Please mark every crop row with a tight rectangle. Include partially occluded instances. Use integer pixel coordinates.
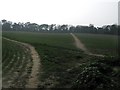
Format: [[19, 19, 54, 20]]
[[2, 38, 32, 88]]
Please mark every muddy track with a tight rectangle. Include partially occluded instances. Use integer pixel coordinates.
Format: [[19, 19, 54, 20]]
[[3, 37, 41, 88], [70, 33, 105, 57]]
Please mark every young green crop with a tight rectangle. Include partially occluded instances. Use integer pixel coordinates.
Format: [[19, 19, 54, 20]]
[[2, 38, 32, 88], [2, 31, 120, 89], [3, 31, 118, 56], [75, 33, 118, 56], [3, 31, 76, 49]]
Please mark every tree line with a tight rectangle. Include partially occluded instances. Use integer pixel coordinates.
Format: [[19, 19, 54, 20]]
[[1, 19, 120, 35]]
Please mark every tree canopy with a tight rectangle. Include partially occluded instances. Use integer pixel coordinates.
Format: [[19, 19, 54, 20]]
[[1, 20, 119, 35]]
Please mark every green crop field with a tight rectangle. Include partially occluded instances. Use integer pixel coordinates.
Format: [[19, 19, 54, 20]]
[[2, 38, 33, 88], [2, 31, 120, 89], [75, 33, 118, 56], [3, 31, 118, 56], [2, 31, 76, 49]]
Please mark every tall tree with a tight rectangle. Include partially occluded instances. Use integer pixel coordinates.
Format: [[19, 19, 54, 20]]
[[2, 20, 12, 31]]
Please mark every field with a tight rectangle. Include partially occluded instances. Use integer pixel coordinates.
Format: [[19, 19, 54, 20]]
[[3, 31, 118, 56], [2, 38, 32, 88], [2, 31, 76, 49], [2, 31, 120, 89], [75, 33, 118, 56]]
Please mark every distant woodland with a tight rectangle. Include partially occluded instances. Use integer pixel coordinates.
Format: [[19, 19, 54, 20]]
[[1, 19, 120, 35]]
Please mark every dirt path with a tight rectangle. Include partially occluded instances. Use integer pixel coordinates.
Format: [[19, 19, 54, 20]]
[[3, 37, 41, 88], [70, 33, 105, 57]]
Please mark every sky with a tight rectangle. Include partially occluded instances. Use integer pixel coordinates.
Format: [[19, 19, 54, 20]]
[[0, 0, 119, 27], [118, 1, 120, 25]]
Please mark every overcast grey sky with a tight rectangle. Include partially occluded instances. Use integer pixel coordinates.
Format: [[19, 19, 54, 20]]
[[0, 0, 119, 26]]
